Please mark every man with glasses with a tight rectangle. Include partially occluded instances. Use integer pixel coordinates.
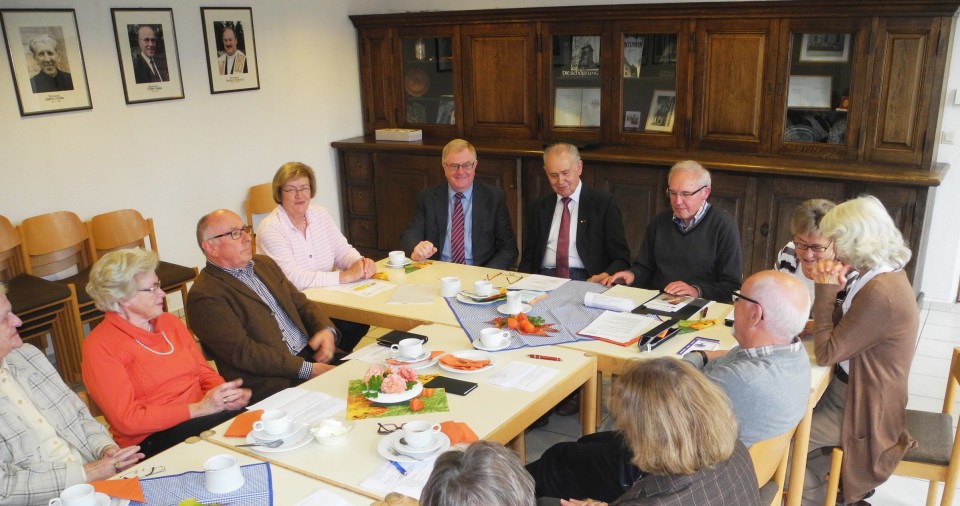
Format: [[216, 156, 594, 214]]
[[400, 138, 517, 269], [528, 270, 811, 502], [186, 209, 339, 403], [132, 25, 168, 83], [602, 160, 742, 301]]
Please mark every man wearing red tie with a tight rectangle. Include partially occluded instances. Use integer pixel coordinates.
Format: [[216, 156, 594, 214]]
[[400, 139, 517, 270]]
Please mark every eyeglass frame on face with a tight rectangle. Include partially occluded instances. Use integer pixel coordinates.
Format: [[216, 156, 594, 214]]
[[280, 185, 312, 195], [137, 282, 163, 294], [794, 240, 833, 254], [443, 160, 476, 172], [205, 225, 252, 241], [665, 185, 708, 199], [731, 290, 764, 320], [377, 422, 405, 435]]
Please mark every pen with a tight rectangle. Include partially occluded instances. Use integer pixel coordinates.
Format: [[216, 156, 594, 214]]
[[389, 460, 408, 476], [528, 354, 562, 361], [700, 306, 709, 319]]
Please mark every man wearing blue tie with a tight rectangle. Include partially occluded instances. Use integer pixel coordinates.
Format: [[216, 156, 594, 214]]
[[400, 139, 517, 270]]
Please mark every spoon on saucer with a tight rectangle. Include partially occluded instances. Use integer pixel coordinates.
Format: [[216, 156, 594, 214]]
[[236, 439, 284, 449]]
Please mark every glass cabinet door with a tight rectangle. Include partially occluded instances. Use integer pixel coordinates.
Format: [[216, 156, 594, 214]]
[[544, 23, 607, 143], [398, 35, 456, 130]]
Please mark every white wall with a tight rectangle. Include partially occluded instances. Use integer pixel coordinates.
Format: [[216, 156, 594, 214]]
[[3, 0, 959, 303]]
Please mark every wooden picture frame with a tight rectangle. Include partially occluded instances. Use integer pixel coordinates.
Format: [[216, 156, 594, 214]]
[[644, 89, 675, 132], [200, 7, 259, 94], [799, 33, 850, 63], [1, 9, 92, 116], [111, 8, 184, 104]]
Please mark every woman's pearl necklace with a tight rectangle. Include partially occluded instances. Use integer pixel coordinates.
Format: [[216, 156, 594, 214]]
[[132, 331, 175, 356]]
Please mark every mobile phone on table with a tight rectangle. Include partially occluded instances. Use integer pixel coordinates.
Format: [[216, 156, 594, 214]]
[[423, 376, 478, 396], [377, 330, 429, 347]]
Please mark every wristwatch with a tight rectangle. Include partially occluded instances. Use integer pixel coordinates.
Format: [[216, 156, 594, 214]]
[[323, 325, 341, 346]]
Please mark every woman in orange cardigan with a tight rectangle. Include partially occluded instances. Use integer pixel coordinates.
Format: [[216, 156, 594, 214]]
[[82, 248, 251, 457]]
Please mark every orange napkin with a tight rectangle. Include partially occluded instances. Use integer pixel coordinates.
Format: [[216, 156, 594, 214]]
[[440, 421, 478, 445], [224, 409, 263, 437], [92, 478, 145, 502], [386, 350, 444, 366], [439, 355, 490, 370]]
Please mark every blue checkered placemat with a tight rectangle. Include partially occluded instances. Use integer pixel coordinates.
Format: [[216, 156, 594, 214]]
[[130, 461, 272, 506], [445, 280, 609, 350]]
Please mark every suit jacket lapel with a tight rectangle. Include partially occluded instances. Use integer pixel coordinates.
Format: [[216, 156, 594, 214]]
[[434, 185, 449, 251], [470, 184, 488, 248], [575, 186, 592, 250], [204, 263, 269, 308]]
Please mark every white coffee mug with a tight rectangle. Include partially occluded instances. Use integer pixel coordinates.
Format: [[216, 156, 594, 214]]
[[253, 409, 291, 435], [391, 337, 423, 358], [473, 279, 493, 296], [204, 454, 245, 494], [388, 250, 406, 265], [402, 420, 443, 448], [440, 276, 461, 297], [505, 290, 523, 313], [48, 484, 96, 506], [479, 327, 510, 348]]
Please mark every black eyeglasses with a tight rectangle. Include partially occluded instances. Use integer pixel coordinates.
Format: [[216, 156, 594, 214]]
[[665, 185, 707, 199], [443, 161, 476, 172], [731, 290, 764, 320], [137, 282, 163, 293], [118, 465, 166, 479], [794, 240, 833, 254], [280, 185, 311, 194], [485, 272, 524, 284], [206, 225, 252, 241], [377, 423, 405, 435]]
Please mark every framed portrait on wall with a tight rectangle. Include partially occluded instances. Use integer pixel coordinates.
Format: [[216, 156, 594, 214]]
[[1, 9, 92, 116], [111, 8, 184, 104], [799, 34, 850, 63], [645, 89, 676, 132], [200, 7, 259, 94]]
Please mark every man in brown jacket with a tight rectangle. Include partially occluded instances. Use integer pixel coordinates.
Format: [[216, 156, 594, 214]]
[[186, 209, 338, 403]]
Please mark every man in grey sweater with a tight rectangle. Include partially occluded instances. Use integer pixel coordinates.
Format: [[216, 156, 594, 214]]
[[527, 270, 812, 501]]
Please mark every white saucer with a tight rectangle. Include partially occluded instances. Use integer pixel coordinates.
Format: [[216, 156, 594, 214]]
[[378, 432, 451, 463], [497, 303, 532, 315], [392, 350, 430, 363], [456, 293, 502, 305], [385, 258, 413, 268], [251, 422, 300, 442], [364, 381, 423, 404], [94, 493, 111, 506], [407, 354, 441, 370], [393, 432, 444, 455], [437, 350, 496, 374], [473, 339, 511, 352], [245, 423, 312, 453]]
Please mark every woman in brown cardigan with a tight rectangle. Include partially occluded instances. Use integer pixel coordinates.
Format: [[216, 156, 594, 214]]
[[802, 195, 918, 506]]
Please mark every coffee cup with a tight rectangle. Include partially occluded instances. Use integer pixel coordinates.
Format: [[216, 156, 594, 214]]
[[473, 280, 493, 296], [479, 327, 510, 348], [253, 409, 291, 436], [388, 250, 406, 265], [390, 337, 423, 359], [48, 484, 96, 506], [505, 290, 522, 313], [440, 276, 461, 297], [402, 420, 442, 448], [203, 454, 245, 494]]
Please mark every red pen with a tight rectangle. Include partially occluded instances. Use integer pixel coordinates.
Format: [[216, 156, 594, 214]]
[[528, 354, 562, 361]]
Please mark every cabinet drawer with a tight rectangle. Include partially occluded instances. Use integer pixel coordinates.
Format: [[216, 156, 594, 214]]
[[348, 186, 375, 215], [345, 153, 373, 183], [348, 219, 377, 248]]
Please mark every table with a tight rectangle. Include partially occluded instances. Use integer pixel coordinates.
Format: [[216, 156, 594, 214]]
[[203, 324, 597, 500], [120, 439, 372, 505]]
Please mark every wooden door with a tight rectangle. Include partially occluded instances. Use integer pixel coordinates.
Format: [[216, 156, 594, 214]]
[[863, 17, 945, 167], [692, 19, 779, 154], [358, 28, 396, 134], [461, 23, 538, 139]]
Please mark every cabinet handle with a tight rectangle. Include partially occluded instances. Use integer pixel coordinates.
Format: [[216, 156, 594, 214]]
[[358, 191, 363, 199], [760, 223, 770, 236]]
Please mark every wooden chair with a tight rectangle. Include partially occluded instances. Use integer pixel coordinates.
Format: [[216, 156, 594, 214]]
[[245, 182, 276, 253], [6, 213, 83, 384], [749, 427, 796, 506], [86, 209, 198, 312], [823, 347, 960, 506]]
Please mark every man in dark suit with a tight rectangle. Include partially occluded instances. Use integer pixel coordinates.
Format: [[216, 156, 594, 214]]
[[186, 209, 339, 403], [28, 34, 73, 93], [132, 25, 168, 84], [519, 142, 630, 282], [400, 139, 517, 269]]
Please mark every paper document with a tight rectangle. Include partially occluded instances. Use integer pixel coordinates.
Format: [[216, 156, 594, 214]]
[[578, 310, 662, 345], [508, 274, 570, 292], [293, 488, 354, 506], [325, 279, 394, 297], [343, 342, 393, 363], [360, 460, 434, 500], [584, 292, 635, 312], [643, 292, 694, 312], [677, 336, 721, 355], [486, 361, 559, 392], [249, 388, 346, 424], [387, 283, 437, 304]]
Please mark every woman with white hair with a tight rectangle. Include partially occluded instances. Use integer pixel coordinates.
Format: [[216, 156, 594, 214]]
[[420, 441, 536, 506], [82, 248, 251, 458], [802, 195, 918, 505]]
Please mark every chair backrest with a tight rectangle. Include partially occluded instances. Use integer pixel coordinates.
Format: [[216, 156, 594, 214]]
[[749, 427, 795, 488], [18, 211, 92, 279], [245, 182, 276, 252], [0, 215, 27, 282], [87, 209, 156, 259]]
